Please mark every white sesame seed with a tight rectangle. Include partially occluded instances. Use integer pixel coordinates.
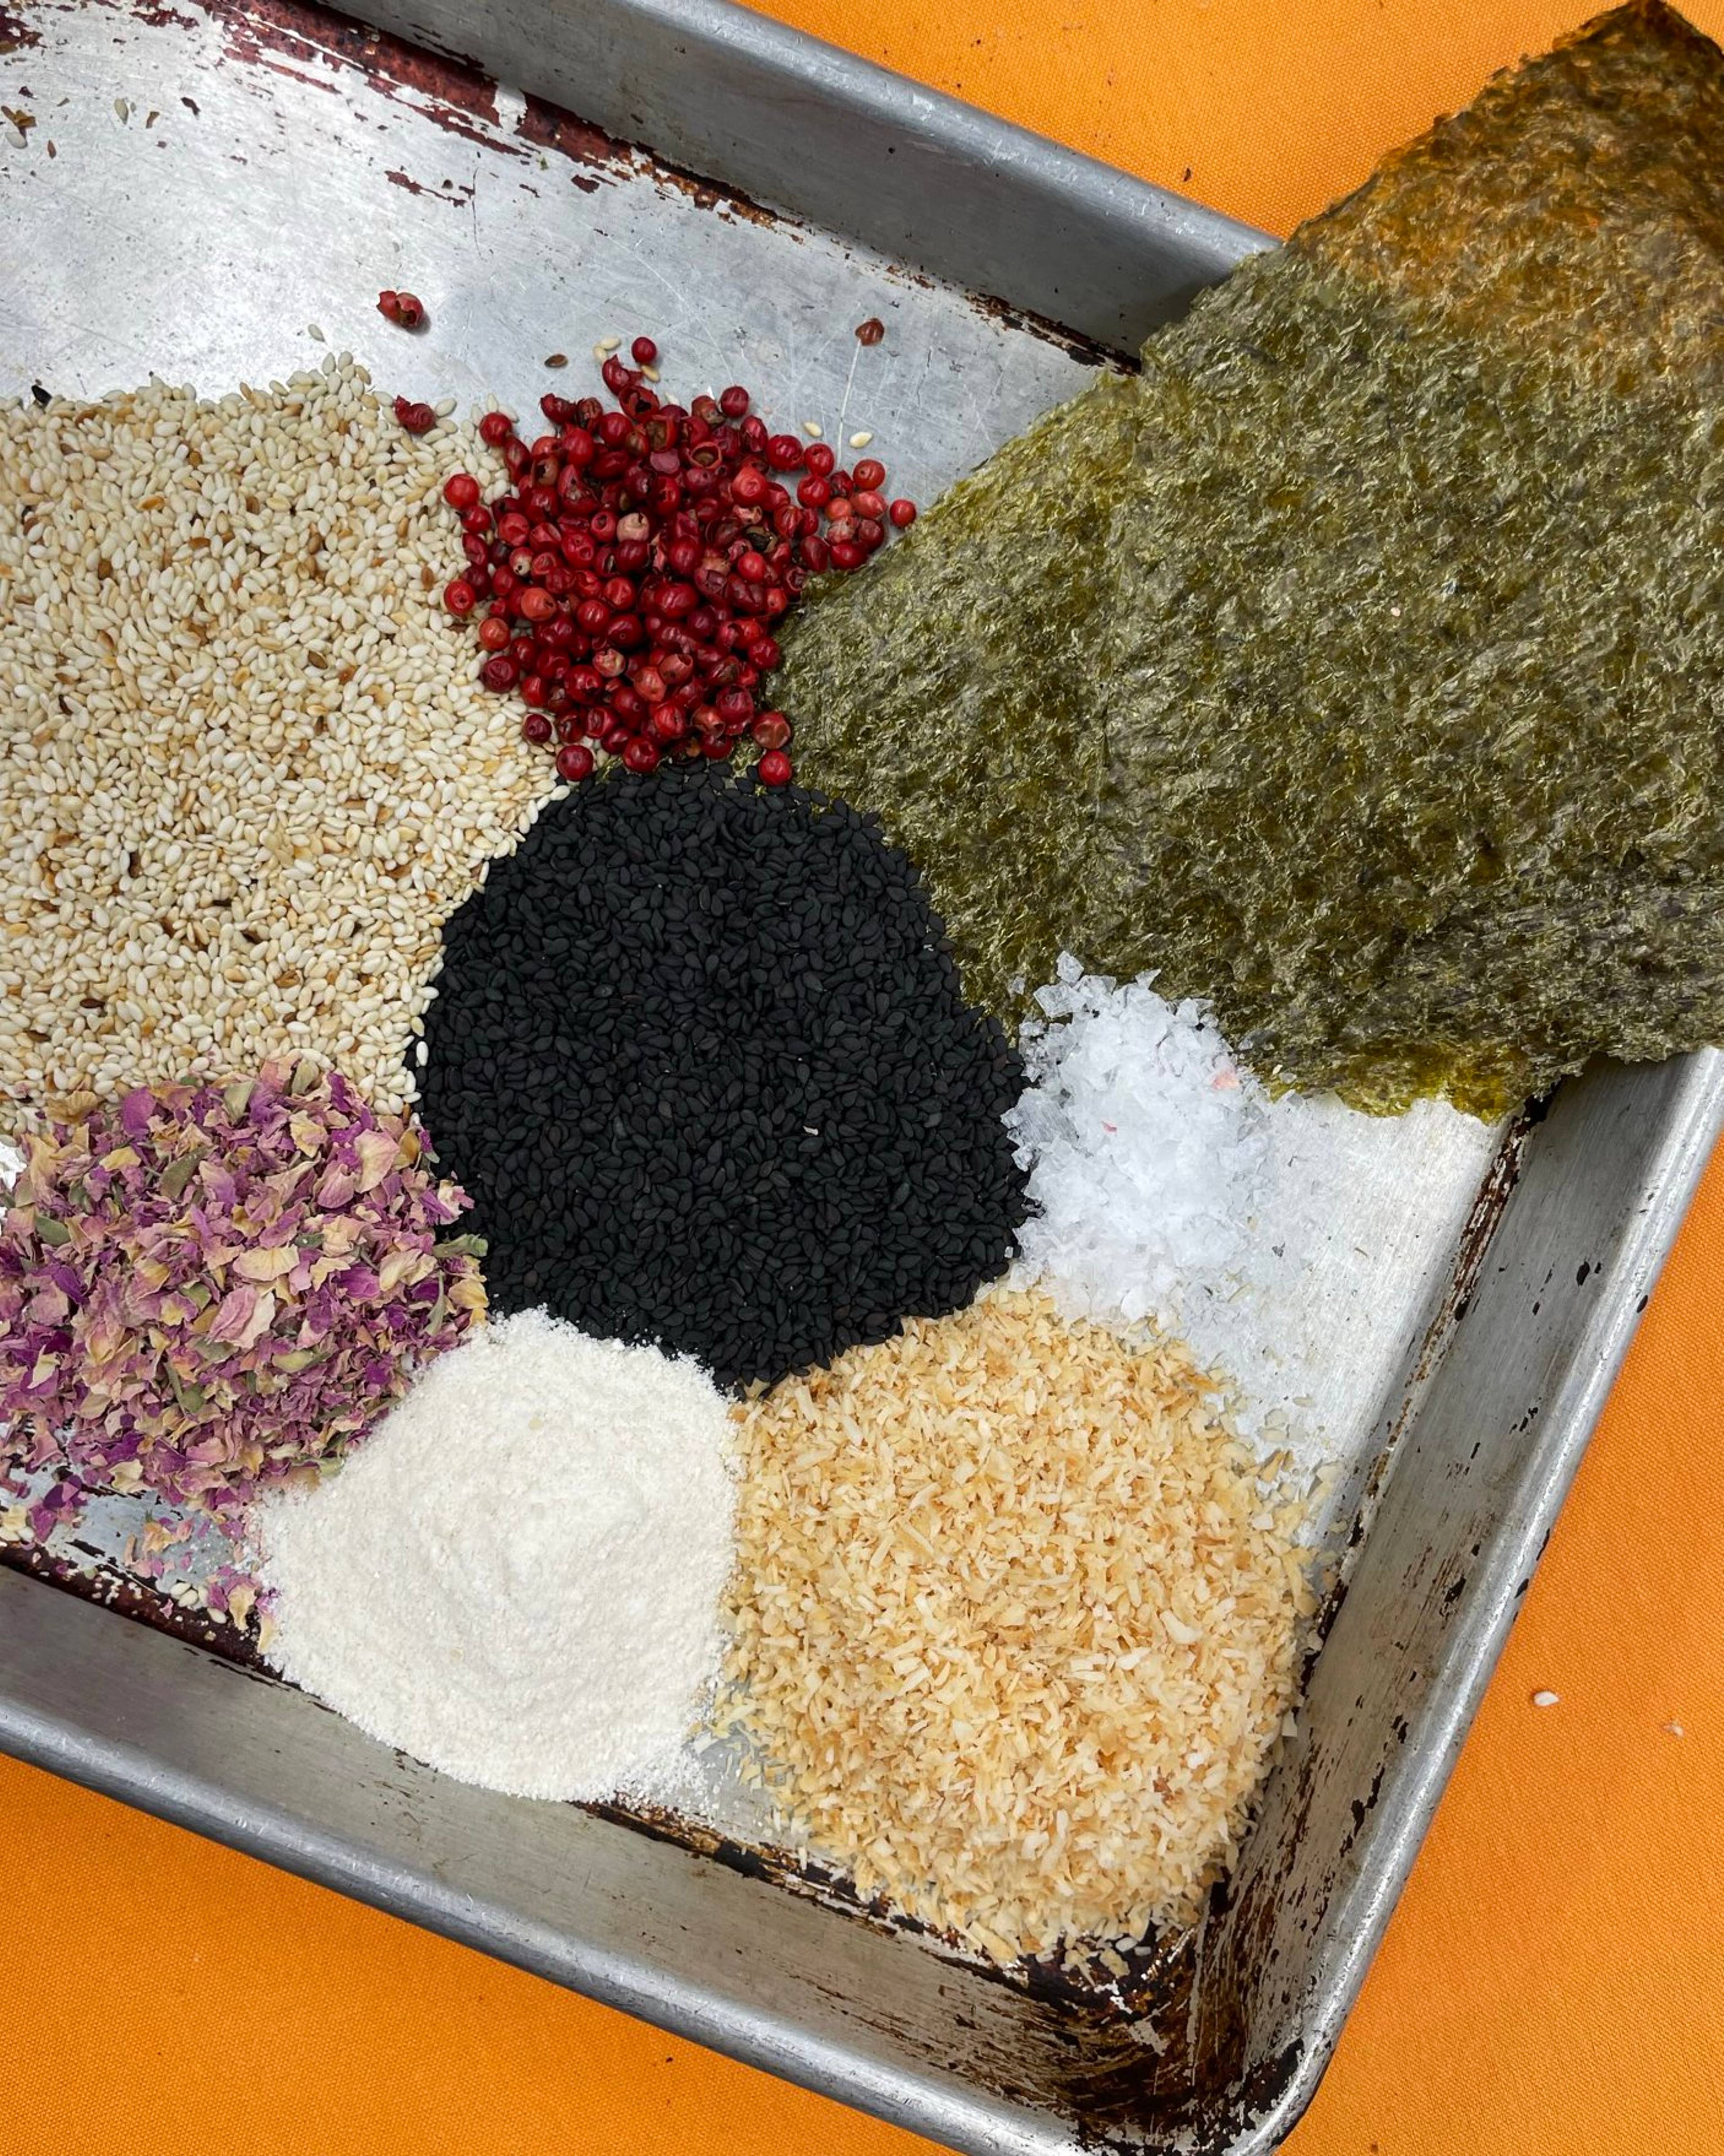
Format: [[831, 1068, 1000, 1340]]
[[594, 335, 621, 355], [0, 359, 555, 1122], [802, 420, 822, 438], [849, 431, 874, 449], [307, 325, 325, 342], [1531, 1690, 1560, 1708]]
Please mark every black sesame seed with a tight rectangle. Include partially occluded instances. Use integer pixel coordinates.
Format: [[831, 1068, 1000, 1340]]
[[417, 765, 1028, 1389]]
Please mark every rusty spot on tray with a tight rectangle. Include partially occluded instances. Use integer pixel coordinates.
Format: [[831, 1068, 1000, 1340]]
[[90, 0, 1113, 369], [129, 0, 201, 29], [204, 0, 515, 154], [0, 1534, 265, 1669], [515, 90, 622, 190]]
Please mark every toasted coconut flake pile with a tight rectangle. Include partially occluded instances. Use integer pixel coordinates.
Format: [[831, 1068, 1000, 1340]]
[[724, 1289, 1314, 1962]]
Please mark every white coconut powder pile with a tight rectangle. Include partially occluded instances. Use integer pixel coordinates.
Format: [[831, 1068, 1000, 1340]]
[[252, 1308, 736, 1803]]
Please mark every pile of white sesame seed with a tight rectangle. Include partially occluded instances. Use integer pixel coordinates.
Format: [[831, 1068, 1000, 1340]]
[[0, 357, 554, 1122]]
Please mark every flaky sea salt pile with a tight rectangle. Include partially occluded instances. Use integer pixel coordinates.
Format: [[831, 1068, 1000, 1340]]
[[1006, 959, 1324, 1464], [1007, 958, 1265, 1332], [1007, 958, 1494, 1479]]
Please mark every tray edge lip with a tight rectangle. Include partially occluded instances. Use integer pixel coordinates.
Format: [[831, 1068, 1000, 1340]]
[[612, 0, 1275, 254], [1224, 1044, 1724, 2156]]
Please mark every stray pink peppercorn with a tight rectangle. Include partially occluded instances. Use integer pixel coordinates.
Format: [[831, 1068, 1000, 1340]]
[[393, 396, 436, 436], [556, 742, 596, 780], [631, 335, 659, 365], [444, 579, 477, 616], [888, 497, 918, 528], [757, 748, 793, 787]]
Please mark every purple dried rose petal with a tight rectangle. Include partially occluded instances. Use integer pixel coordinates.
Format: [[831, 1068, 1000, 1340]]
[[0, 1060, 486, 1522]]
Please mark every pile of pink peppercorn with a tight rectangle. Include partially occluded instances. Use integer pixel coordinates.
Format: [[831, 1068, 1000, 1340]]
[[428, 338, 916, 787]]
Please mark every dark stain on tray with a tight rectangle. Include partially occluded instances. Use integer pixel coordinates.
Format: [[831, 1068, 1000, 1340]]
[[0, 6, 40, 51], [587, 1793, 1307, 2147], [206, 0, 507, 150], [515, 91, 623, 192], [0, 1531, 263, 1669], [158, 0, 1118, 365], [128, 0, 201, 30]]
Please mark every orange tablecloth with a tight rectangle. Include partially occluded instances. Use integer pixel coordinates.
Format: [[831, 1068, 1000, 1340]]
[[9, 5, 1724, 2152]]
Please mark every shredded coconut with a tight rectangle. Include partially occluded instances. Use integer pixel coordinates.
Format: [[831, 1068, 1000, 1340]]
[[253, 1309, 735, 1802], [723, 1289, 1313, 1962]]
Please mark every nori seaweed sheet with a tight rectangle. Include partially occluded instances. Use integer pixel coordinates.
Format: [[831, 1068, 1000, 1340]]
[[779, 1, 1724, 1117]]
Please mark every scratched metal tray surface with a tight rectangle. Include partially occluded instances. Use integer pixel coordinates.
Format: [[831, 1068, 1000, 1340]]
[[1, 2, 1720, 2150]]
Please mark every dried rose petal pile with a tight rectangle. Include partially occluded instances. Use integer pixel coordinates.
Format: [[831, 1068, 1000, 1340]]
[[0, 1060, 487, 1529]]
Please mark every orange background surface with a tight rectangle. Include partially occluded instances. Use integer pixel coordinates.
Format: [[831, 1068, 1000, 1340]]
[[9, 4, 1724, 2152]]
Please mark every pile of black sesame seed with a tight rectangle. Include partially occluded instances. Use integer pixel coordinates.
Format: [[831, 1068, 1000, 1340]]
[[416, 765, 1029, 1389]]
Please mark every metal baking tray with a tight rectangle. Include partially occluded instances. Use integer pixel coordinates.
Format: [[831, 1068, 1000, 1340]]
[[2, 2, 1720, 2149]]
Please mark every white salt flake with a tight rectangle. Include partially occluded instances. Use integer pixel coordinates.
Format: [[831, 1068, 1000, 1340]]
[[1007, 952, 1266, 1351], [1005, 955, 1491, 1484], [253, 1310, 736, 1803]]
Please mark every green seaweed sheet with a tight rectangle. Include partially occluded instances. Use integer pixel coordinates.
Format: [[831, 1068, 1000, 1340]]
[[780, 2, 1724, 1117]]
